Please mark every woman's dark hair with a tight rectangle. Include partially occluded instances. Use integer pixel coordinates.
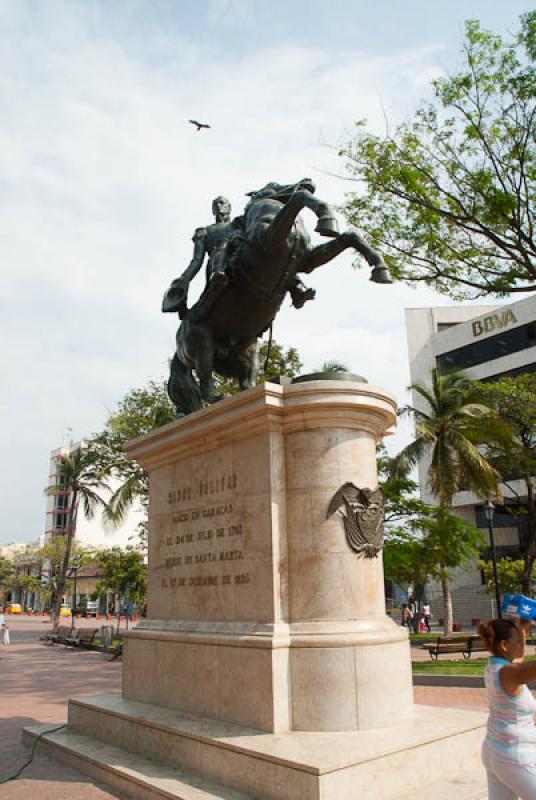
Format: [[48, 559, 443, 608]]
[[478, 618, 519, 655]]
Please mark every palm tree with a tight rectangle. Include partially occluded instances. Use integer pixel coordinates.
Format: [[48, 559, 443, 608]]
[[394, 368, 501, 633], [315, 360, 350, 373], [45, 447, 110, 625]]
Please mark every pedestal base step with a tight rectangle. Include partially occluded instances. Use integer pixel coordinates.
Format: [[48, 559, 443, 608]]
[[398, 774, 486, 800], [23, 725, 253, 800], [23, 695, 488, 800]]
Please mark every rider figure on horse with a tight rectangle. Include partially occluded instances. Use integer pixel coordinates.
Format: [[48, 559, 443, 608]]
[[162, 195, 315, 322]]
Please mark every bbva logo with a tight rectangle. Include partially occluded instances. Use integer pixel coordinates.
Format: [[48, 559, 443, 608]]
[[472, 309, 518, 337]]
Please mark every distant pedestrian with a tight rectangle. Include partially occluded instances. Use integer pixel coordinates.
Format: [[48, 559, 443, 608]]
[[408, 599, 418, 633], [423, 603, 432, 632], [0, 607, 9, 645]]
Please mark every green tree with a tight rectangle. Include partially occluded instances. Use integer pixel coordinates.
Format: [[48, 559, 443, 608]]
[[88, 341, 303, 548], [381, 448, 485, 626], [104, 380, 176, 441], [478, 557, 528, 596], [393, 368, 501, 632], [379, 447, 438, 608], [474, 373, 536, 591], [37, 537, 95, 610], [44, 448, 110, 624], [340, 14, 536, 298], [88, 380, 176, 549], [95, 547, 147, 612], [215, 339, 302, 395], [383, 533, 431, 603], [0, 557, 14, 605], [384, 508, 484, 624], [314, 360, 350, 373], [419, 506, 485, 622], [13, 574, 41, 611]]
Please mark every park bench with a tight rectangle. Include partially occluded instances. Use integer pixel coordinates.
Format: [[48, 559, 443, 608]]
[[74, 628, 99, 649], [41, 625, 71, 645], [58, 628, 81, 646], [424, 634, 487, 660]]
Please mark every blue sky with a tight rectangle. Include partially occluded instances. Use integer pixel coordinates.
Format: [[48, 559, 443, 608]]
[[0, 1, 532, 545]]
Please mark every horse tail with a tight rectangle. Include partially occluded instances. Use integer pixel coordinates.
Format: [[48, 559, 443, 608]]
[[168, 352, 203, 417]]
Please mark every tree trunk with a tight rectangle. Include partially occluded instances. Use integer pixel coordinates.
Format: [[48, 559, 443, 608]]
[[51, 489, 78, 627], [522, 477, 536, 594], [441, 567, 453, 635]]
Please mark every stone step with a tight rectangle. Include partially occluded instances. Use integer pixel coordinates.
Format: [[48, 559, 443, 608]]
[[24, 694, 488, 800], [397, 771, 486, 800], [23, 724, 253, 800]]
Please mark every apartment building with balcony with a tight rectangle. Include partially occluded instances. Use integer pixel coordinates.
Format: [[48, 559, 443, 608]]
[[44, 441, 143, 550]]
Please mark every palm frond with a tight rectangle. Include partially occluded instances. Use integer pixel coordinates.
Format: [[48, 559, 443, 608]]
[[391, 438, 429, 478]]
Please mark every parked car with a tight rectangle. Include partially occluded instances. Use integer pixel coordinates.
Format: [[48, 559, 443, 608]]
[[79, 600, 98, 617], [6, 603, 22, 614], [59, 604, 72, 617]]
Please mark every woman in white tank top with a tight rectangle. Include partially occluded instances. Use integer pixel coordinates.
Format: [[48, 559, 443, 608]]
[[479, 618, 536, 799]]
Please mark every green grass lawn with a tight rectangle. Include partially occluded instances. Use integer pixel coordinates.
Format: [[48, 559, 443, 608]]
[[413, 655, 536, 675], [409, 633, 443, 643], [412, 658, 488, 675]]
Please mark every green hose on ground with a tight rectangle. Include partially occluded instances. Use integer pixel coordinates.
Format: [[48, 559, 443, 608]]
[[0, 724, 67, 784]]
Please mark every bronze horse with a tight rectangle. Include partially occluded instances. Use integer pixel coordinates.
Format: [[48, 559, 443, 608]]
[[167, 179, 391, 416]]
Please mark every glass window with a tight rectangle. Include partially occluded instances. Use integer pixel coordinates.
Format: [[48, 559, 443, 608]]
[[437, 321, 536, 372], [483, 363, 536, 381], [54, 513, 67, 529], [475, 505, 522, 529], [437, 322, 460, 332]]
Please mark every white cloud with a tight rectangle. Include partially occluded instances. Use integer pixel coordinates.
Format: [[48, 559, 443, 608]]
[[0, 2, 453, 543]]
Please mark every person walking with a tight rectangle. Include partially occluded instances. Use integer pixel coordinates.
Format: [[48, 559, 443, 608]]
[[0, 607, 9, 645], [423, 603, 432, 632], [478, 617, 536, 798]]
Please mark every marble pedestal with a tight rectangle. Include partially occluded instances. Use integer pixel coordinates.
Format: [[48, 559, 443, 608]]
[[24, 380, 487, 798], [123, 378, 413, 733]]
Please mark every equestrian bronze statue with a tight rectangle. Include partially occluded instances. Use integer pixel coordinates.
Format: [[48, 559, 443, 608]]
[[162, 178, 392, 416]]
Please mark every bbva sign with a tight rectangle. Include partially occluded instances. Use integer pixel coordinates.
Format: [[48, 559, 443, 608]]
[[472, 309, 518, 337]]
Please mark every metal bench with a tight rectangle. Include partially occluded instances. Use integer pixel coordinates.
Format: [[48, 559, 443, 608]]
[[59, 628, 81, 646], [41, 625, 71, 645], [424, 634, 487, 660], [74, 628, 99, 649]]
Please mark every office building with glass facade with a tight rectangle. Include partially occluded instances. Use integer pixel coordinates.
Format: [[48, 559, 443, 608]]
[[405, 294, 536, 622]]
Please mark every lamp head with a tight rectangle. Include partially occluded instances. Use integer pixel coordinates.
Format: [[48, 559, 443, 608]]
[[485, 499, 495, 523]]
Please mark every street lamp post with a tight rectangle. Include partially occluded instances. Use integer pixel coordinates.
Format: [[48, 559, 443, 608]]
[[485, 499, 502, 619], [71, 555, 81, 628]]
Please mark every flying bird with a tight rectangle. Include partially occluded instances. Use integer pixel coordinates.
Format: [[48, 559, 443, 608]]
[[188, 119, 211, 131]]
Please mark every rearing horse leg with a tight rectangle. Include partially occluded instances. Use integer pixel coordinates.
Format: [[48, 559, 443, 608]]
[[192, 325, 219, 404], [168, 353, 203, 416], [235, 342, 259, 391], [264, 190, 339, 250], [298, 230, 387, 274]]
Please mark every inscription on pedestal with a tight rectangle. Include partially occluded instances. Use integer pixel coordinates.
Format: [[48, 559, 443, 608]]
[[157, 473, 251, 590]]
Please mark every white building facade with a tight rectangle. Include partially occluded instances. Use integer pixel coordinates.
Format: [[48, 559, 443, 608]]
[[44, 442, 144, 551], [405, 295, 536, 622]]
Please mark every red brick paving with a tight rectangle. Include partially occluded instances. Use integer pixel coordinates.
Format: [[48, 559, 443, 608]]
[[414, 686, 487, 709], [0, 616, 490, 799], [0, 616, 122, 799]]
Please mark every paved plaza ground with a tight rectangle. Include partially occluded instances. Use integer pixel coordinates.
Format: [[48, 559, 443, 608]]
[[0, 616, 489, 799]]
